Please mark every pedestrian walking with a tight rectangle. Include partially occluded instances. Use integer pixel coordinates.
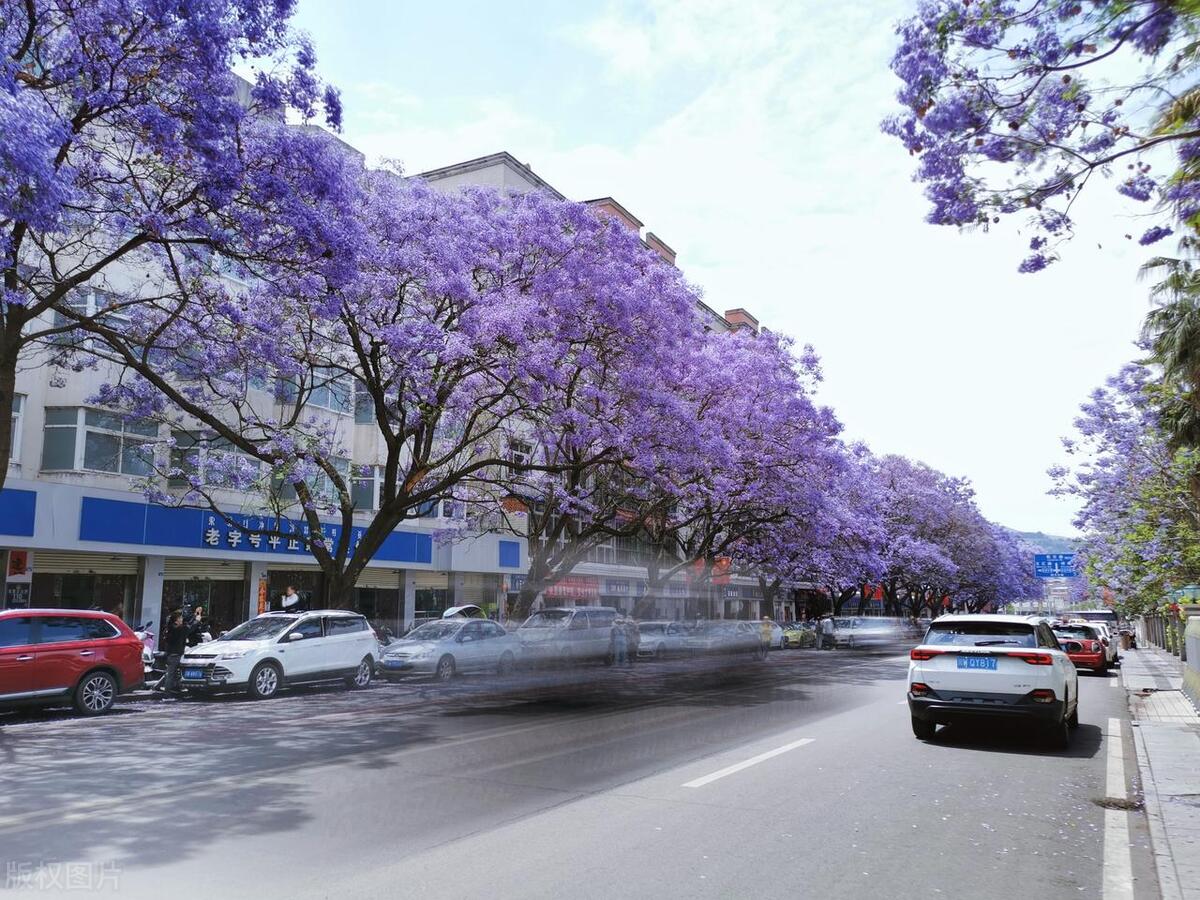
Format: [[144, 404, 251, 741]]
[[760, 616, 774, 654], [821, 614, 835, 650], [154, 611, 189, 694], [611, 617, 629, 668]]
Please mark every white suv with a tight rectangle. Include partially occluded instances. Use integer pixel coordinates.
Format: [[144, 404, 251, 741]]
[[908, 614, 1080, 748], [179, 610, 380, 700]]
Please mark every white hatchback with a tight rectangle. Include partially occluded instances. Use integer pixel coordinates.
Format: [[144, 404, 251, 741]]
[[179, 610, 380, 699], [907, 614, 1080, 748]]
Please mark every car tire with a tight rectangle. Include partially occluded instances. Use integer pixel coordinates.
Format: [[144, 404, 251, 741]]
[[1047, 715, 1071, 750], [248, 662, 282, 700], [655, 643, 666, 659], [497, 652, 515, 675], [911, 716, 936, 741], [848, 636, 855, 649], [1067, 701, 1080, 729], [345, 656, 373, 690], [434, 655, 456, 682], [74, 670, 117, 716]]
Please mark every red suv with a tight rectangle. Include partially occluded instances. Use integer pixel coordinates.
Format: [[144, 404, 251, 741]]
[[0, 609, 144, 715]]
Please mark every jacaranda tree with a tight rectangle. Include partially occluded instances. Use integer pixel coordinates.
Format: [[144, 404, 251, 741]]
[[0, 0, 342, 492]]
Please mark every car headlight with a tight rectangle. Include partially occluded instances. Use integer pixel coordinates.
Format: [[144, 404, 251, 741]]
[[218, 650, 250, 660]]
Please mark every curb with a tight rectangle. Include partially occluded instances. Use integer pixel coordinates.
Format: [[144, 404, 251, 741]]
[[1130, 721, 1185, 900]]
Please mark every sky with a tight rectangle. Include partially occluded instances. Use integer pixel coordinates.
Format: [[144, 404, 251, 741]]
[[291, 0, 1155, 537]]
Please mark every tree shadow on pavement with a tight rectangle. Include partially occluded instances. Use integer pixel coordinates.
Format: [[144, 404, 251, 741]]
[[930, 720, 1103, 759]]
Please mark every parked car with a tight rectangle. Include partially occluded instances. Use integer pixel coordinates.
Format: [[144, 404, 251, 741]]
[[831, 617, 856, 647], [907, 614, 1080, 748], [178, 610, 380, 699], [684, 620, 766, 658], [636, 621, 688, 658], [1052, 623, 1108, 672], [781, 623, 812, 649], [380, 618, 516, 681], [0, 609, 144, 716], [1088, 622, 1120, 666], [515, 607, 618, 667], [845, 617, 907, 649]]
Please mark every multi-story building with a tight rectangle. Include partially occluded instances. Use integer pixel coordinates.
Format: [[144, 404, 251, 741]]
[[0, 148, 777, 635]]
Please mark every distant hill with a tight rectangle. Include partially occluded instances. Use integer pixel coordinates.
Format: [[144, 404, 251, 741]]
[[1007, 530, 1080, 555]]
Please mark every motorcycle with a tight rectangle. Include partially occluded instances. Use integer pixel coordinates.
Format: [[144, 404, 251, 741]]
[[133, 620, 159, 680]]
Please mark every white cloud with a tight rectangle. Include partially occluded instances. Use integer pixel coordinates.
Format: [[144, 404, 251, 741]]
[[332, 0, 1156, 534]]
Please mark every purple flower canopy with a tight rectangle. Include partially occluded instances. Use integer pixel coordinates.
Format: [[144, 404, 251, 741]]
[[883, 0, 1194, 270]]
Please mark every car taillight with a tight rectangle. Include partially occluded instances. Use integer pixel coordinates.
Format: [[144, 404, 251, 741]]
[[910, 648, 945, 661], [910, 682, 931, 696], [1006, 651, 1053, 665], [1030, 689, 1056, 703]]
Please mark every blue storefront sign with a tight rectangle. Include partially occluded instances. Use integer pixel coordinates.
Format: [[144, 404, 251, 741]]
[[79, 497, 431, 564], [1034, 553, 1077, 578]]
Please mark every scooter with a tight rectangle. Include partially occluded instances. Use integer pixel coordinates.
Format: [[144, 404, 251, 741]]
[[133, 620, 157, 678]]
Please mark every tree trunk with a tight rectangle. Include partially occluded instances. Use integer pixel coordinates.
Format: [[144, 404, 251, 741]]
[[0, 349, 16, 494]]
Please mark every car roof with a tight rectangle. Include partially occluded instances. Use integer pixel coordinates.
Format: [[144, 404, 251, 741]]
[[930, 614, 1043, 625], [258, 609, 361, 618], [0, 608, 118, 619]]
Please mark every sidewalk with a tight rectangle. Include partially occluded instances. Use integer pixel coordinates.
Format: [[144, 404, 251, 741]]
[[1121, 646, 1200, 900]]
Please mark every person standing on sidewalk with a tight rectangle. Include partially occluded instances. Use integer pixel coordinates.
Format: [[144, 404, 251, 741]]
[[155, 611, 189, 694], [821, 615, 835, 650]]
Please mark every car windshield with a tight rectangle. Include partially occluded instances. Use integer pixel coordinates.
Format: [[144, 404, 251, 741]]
[[218, 617, 296, 641], [522, 611, 571, 628], [1054, 626, 1097, 640], [925, 622, 1036, 647], [405, 622, 462, 641], [834, 618, 852, 629]]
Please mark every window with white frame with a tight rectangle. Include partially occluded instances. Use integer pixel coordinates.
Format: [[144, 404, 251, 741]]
[[169, 431, 260, 489], [280, 456, 351, 503], [9, 394, 24, 462], [352, 465, 379, 510], [277, 368, 353, 415], [51, 287, 131, 343], [42, 408, 157, 475]]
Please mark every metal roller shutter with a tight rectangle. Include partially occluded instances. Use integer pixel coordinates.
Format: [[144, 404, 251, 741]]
[[355, 568, 401, 590], [411, 571, 448, 590], [163, 558, 247, 581], [35, 550, 139, 575]]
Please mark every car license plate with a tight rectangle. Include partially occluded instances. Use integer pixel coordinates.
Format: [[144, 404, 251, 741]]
[[182, 668, 205, 680], [957, 656, 996, 670]]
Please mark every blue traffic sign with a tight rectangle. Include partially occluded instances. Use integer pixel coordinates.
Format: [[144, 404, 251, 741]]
[[1034, 553, 1077, 578]]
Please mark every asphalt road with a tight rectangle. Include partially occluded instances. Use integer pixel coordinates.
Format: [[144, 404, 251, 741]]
[[0, 649, 1156, 899]]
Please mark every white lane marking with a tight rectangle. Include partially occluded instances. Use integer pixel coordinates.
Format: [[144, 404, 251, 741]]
[[682, 738, 814, 788], [1103, 717, 1133, 900]]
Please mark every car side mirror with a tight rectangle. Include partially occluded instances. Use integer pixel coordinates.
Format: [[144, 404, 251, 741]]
[[287, 631, 306, 642], [1061, 640, 1082, 653]]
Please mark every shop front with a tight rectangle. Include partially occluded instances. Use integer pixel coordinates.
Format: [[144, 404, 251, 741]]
[[28, 550, 139, 621], [160, 558, 247, 635]]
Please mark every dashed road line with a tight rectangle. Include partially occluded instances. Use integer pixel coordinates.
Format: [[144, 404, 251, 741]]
[[682, 738, 814, 788]]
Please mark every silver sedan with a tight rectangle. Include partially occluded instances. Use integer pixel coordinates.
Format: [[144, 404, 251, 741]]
[[379, 619, 517, 681]]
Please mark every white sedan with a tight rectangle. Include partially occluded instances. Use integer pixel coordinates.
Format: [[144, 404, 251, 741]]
[[907, 614, 1080, 748]]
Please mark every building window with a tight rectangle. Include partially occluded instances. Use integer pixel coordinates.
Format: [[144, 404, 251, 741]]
[[277, 367, 352, 415], [280, 456, 351, 503], [352, 466, 378, 510], [51, 287, 131, 344], [354, 384, 375, 424], [169, 431, 260, 489], [9, 394, 23, 462], [42, 408, 157, 475]]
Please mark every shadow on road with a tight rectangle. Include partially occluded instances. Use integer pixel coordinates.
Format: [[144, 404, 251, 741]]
[[931, 720, 1103, 759]]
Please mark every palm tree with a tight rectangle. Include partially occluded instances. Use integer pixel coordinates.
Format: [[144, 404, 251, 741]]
[[1140, 241, 1200, 450]]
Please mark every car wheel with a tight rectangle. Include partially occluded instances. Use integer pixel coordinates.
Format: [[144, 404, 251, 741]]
[[497, 652, 515, 675], [911, 716, 936, 741], [248, 662, 282, 700], [345, 656, 373, 690], [1047, 715, 1071, 750], [655, 643, 666, 659], [74, 671, 116, 716], [1067, 701, 1080, 729], [848, 636, 855, 649], [434, 655, 456, 682]]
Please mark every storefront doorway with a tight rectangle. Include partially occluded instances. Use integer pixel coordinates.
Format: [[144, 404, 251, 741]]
[[161, 578, 247, 635], [267, 570, 325, 612]]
